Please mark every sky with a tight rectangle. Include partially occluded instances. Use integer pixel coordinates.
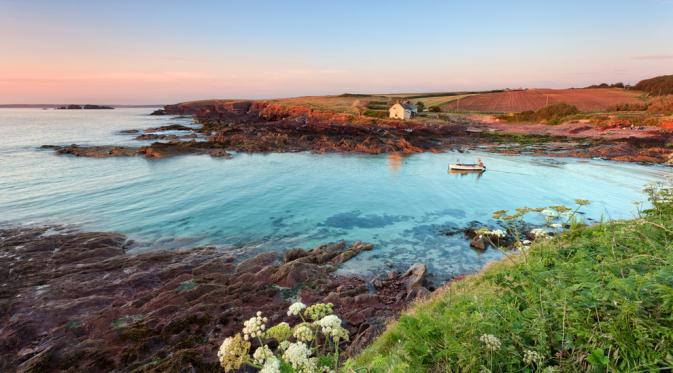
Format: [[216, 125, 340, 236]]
[[1, 0, 672, 104]]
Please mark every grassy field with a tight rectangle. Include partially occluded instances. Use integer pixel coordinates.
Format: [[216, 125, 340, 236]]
[[348, 184, 673, 372], [269, 95, 392, 113], [412, 94, 476, 109]]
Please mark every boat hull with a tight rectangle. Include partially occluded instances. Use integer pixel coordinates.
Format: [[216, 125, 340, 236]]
[[449, 164, 485, 172]]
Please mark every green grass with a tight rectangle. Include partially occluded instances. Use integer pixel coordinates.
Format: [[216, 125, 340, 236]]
[[499, 103, 580, 125], [348, 185, 673, 372]]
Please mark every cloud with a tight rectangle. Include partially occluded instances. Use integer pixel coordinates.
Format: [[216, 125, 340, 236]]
[[631, 54, 673, 60]]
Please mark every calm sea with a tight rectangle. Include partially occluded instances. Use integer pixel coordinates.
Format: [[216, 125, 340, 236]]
[[0, 108, 668, 280]]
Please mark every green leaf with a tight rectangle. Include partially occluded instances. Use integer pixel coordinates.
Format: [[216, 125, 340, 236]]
[[586, 348, 609, 367]]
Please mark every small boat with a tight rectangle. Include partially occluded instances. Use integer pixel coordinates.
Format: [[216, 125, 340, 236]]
[[449, 159, 486, 172]]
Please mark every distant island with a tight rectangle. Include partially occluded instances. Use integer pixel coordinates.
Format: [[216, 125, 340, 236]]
[[57, 104, 114, 110]]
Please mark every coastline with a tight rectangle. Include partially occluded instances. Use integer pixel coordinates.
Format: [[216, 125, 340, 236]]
[[39, 101, 673, 165], [0, 225, 431, 371]]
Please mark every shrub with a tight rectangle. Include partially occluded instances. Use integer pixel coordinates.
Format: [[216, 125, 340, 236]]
[[363, 109, 389, 118], [500, 103, 579, 124], [646, 95, 673, 114], [415, 101, 425, 112], [428, 106, 441, 113], [634, 75, 673, 96], [607, 102, 649, 112]]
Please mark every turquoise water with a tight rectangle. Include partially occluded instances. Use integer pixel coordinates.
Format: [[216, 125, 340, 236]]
[[0, 108, 669, 280]]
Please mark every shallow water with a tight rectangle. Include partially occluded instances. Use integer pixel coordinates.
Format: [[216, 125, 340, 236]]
[[0, 108, 669, 281]]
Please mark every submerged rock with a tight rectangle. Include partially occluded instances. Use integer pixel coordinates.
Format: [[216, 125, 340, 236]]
[[42, 142, 231, 159]]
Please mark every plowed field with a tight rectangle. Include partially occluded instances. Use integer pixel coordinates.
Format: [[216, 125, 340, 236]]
[[443, 88, 643, 112]]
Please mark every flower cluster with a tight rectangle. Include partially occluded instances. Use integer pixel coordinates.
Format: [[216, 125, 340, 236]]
[[253, 345, 273, 365], [266, 321, 291, 342], [282, 342, 316, 372], [479, 334, 501, 352], [288, 302, 306, 316], [242, 311, 267, 340], [217, 302, 348, 373], [293, 323, 314, 342], [529, 228, 549, 239], [217, 334, 250, 372], [523, 349, 544, 366], [489, 229, 506, 238], [304, 303, 334, 321], [259, 356, 280, 373], [318, 314, 349, 341]]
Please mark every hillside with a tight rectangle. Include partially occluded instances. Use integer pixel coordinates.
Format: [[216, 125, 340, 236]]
[[634, 74, 673, 96]]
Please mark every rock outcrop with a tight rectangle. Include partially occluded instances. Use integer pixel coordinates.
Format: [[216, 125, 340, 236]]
[[0, 226, 429, 372]]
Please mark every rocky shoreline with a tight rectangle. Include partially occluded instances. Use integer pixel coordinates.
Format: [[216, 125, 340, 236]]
[[36, 100, 672, 164], [0, 226, 433, 372]]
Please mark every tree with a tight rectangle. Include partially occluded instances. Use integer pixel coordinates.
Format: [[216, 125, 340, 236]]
[[415, 101, 425, 112]]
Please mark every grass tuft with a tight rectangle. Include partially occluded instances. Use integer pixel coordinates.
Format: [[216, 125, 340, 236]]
[[348, 183, 673, 372]]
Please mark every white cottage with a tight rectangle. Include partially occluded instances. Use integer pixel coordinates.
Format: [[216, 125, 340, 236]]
[[389, 101, 417, 120]]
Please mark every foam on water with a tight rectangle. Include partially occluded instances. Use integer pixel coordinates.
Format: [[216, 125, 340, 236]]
[[0, 108, 669, 280]]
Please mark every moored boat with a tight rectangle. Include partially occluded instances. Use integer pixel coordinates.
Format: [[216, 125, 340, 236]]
[[449, 159, 486, 172]]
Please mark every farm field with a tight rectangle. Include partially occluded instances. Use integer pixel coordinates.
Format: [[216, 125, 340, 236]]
[[412, 94, 475, 108], [444, 88, 644, 112]]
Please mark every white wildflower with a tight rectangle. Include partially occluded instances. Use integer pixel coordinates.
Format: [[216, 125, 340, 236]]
[[260, 356, 281, 373], [479, 334, 501, 352], [318, 314, 349, 341], [287, 302, 306, 316], [282, 342, 314, 371], [242, 311, 266, 340], [252, 344, 273, 365], [549, 223, 562, 229], [278, 340, 290, 351], [217, 334, 250, 372], [541, 209, 556, 217], [530, 228, 548, 239], [293, 323, 314, 342], [523, 349, 544, 366], [489, 229, 506, 238]]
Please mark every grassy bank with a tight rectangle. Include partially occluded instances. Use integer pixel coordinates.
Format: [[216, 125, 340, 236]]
[[348, 184, 673, 372]]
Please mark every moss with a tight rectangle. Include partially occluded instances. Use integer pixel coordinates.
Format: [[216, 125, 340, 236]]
[[141, 349, 220, 373], [478, 132, 556, 145], [176, 279, 198, 293]]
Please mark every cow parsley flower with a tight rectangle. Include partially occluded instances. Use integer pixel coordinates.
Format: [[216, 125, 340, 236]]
[[259, 356, 281, 373], [523, 349, 544, 366], [293, 323, 314, 342], [530, 228, 548, 239], [278, 340, 290, 351], [217, 333, 250, 372], [243, 311, 267, 340], [282, 342, 314, 371], [549, 223, 562, 229], [253, 344, 273, 365], [266, 322, 292, 342], [479, 334, 501, 352], [287, 302, 306, 316], [304, 303, 334, 321], [489, 229, 506, 238], [318, 314, 349, 341]]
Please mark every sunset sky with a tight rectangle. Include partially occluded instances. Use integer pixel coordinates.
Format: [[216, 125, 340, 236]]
[[1, 0, 672, 104]]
